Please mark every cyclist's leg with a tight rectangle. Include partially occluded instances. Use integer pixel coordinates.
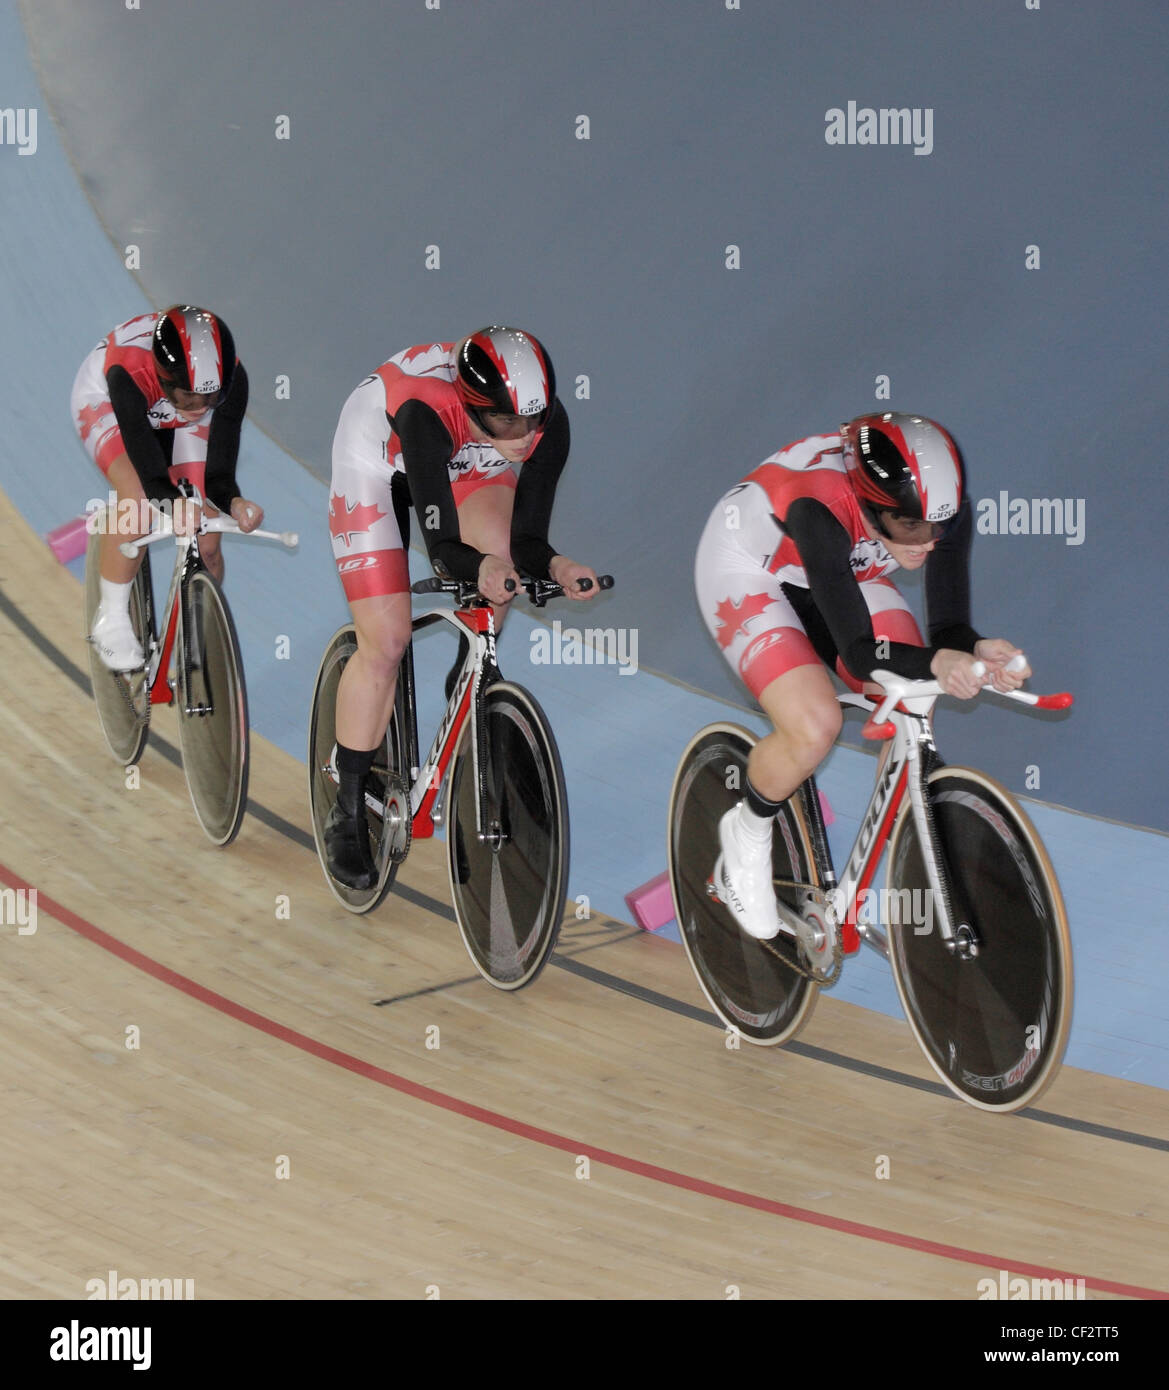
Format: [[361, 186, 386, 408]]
[[71, 353, 148, 584], [451, 471, 518, 627], [695, 494, 837, 938], [73, 361, 151, 666], [168, 430, 224, 582], [326, 423, 413, 886], [836, 578, 924, 776], [831, 577, 923, 693]]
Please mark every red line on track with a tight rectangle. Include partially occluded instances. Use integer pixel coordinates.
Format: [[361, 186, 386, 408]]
[[4, 862, 1164, 1301]]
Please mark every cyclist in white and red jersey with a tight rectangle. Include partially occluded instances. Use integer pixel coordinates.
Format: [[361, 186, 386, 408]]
[[71, 305, 264, 669], [325, 325, 600, 889], [695, 411, 1030, 940]]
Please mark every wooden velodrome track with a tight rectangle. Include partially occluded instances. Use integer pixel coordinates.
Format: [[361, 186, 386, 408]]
[[1, 488, 1166, 1302]]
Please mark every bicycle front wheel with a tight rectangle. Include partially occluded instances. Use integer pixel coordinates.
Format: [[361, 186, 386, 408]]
[[886, 766, 1073, 1112], [668, 724, 818, 1045], [307, 626, 410, 914], [176, 570, 249, 846], [84, 522, 152, 766], [447, 681, 568, 990]]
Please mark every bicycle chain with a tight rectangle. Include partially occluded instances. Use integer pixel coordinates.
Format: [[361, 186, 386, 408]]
[[90, 636, 151, 734], [758, 918, 845, 988]]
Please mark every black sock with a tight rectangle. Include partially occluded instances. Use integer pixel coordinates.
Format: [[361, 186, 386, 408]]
[[336, 743, 376, 817], [744, 776, 784, 821]]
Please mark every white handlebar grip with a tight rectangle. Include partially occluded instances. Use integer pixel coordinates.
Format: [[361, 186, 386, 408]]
[[971, 660, 986, 678], [282, 531, 299, 548], [1006, 652, 1028, 673]]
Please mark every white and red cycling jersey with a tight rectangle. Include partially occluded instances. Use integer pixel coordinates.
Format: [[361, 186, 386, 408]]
[[696, 432, 979, 697], [330, 342, 568, 602], [70, 313, 247, 508]]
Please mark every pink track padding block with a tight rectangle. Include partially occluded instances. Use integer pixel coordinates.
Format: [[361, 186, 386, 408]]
[[818, 788, 834, 825], [46, 514, 90, 564], [625, 870, 676, 932]]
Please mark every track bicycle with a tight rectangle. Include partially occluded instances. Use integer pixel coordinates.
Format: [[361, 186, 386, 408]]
[[308, 573, 613, 989], [83, 502, 297, 845], [667, 657, 1075, 1112]]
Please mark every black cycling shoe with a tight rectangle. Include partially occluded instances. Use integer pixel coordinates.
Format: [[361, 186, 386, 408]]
[[324, 800, 378, 890]]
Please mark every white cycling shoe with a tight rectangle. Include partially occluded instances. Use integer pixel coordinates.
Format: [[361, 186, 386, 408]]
[[714, 802, 782, 940], [91, 601, 144, 672]]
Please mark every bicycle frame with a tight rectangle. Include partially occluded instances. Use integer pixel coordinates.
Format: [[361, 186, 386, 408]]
[[793, 664, 1073, 968], [121, 511, 297, 717], [396, 600, 499, 843], [808, 682, 947, 961]]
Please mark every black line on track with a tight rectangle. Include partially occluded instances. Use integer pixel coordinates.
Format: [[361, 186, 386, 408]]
[[6, 581, 1167, 1153]]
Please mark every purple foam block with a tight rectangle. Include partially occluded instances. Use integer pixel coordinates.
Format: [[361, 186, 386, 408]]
[[46, 514, 90, 564], [624, 870, 676, 932]]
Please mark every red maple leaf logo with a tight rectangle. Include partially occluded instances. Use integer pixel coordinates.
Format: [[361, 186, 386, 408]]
[[713, 592, 773, 649], [77, 401, 113, 442], [329, 493, 386, 548]]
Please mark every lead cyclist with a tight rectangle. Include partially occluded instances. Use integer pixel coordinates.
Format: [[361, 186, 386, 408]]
[[694, 411, 1030, 941]]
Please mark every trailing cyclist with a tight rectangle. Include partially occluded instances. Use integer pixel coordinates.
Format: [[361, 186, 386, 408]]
[[71, 305, 264, 671]]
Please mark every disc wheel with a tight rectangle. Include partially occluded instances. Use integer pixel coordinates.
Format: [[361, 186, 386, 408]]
[[308, 626, 410, 913], [83, 519, 152, 766], [886, 766, 1073, 1112], [669, 723, 818, 1044], [446, 681, 568, 989], [176, 570, 249, 846]]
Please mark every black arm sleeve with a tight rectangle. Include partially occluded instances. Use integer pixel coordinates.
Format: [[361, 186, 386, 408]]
[[203, 363, 249, 512], [395, 398, 484, 582], [106, 365, 182, 505], [785, 497, 936, 681], [924, 499, 981, 652], [509, 399, 569, 579]]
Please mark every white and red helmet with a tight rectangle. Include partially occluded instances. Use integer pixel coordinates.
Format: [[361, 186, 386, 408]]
[[842, 412, 963, 523], [454, 326, 555, 432], [152, 305, 236, 402]]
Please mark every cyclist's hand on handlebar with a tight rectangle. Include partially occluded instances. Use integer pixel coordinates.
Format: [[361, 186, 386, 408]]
[[549, 555, 601, 600], [230, 496, 265, 533], [477, 554, 521, 605], [973, 638, 1031, 692], [930, 648, 987, 700]]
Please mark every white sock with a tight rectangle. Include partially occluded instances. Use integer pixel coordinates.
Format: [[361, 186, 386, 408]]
[[99, 578, 133, 617]]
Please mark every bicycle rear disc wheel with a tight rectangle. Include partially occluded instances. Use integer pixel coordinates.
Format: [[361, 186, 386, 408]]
[[669, 723, 818, 1045], [307, 626, 408, 914], [176, 570, 249, 846], [446, 681, 568, 990], [887, 766, 1073, 1112], [83, 521, 151, 766]]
